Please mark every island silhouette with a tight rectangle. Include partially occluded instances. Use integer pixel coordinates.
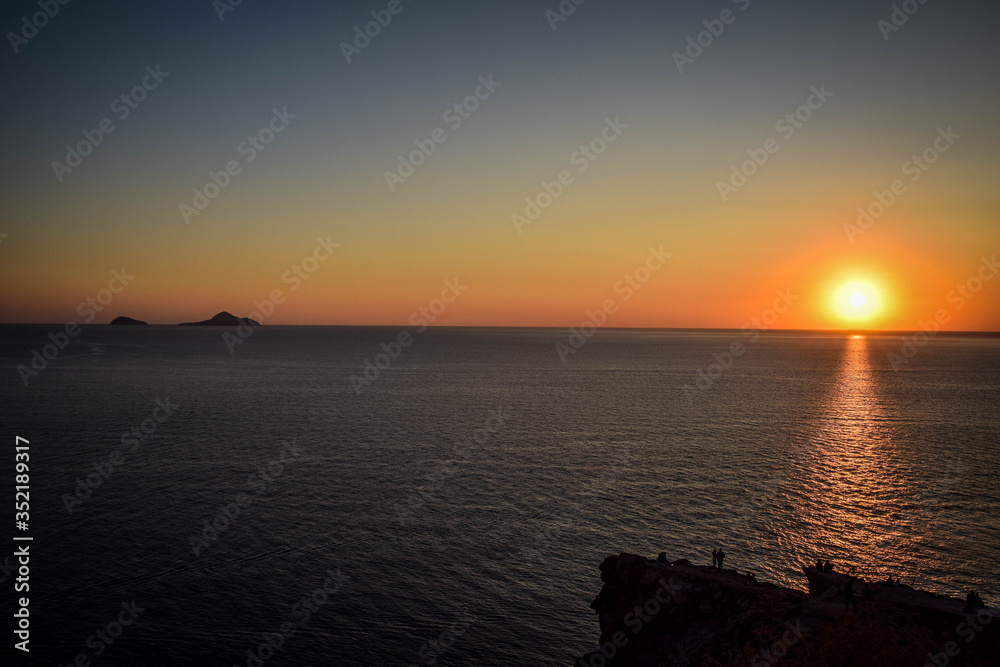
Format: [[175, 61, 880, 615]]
[[105, 312, 262, 326], [178, 311, 261, 327]]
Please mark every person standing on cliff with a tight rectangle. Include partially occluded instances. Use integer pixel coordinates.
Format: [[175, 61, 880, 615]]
[[844, 578, 856, 610], [712, 549, 718, 569], [717, 548, 726, 570]]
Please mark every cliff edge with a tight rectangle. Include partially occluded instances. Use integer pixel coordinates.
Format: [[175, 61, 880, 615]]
[[578, 553, 998, 667]]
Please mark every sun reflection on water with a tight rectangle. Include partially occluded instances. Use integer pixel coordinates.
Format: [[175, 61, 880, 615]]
[[787, 335, 920, 582]]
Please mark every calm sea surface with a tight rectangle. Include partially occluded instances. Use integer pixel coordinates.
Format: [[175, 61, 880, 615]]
[[2, 326, 999, 665]]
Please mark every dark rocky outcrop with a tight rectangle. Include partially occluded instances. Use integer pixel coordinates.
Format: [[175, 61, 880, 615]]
[[179, 311, 260, 327], [109, 316, 148, 325], [578, 553, 999, 666]]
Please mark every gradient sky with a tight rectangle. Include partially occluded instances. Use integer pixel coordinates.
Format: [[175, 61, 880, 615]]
[[2, 0, 998, 329]]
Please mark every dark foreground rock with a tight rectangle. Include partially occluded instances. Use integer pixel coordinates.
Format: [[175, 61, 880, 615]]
[[578, 553, 999, 667], [109, 316, 148, 325], [178, 311, 260, 327]]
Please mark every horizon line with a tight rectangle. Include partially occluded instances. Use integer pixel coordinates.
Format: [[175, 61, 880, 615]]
[[3, 322, 999, 336]]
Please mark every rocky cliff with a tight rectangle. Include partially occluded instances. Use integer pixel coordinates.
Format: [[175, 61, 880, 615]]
[[578, 553, 998, 667]]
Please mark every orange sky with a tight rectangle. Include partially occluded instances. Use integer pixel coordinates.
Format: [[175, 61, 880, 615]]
[[3, 1, 998, 331]]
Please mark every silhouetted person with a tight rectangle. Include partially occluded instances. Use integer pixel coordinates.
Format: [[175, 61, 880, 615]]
[[883, 575, 895, 587], [717, 548, 726, 570], [823, 560, 833, 573], [816, 559, 823, 571], [746, 571, 756, 582], [844, 578, 856, 609], [712, 549, 718, 569], [657, 552, 667, 564]]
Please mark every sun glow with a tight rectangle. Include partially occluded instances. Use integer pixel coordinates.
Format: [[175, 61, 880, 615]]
[[834, 280, 883, 323]]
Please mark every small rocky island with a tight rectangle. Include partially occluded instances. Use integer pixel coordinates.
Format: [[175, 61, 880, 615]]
[[109, 316, 148, 325], [179, 311, 261, 327], [579, 553, 998, 666]]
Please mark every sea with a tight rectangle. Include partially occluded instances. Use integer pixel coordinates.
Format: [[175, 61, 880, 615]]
[[1, 325, 999, 666]]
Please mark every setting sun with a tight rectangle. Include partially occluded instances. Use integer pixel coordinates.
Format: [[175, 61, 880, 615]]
[[833, 280, 883, 323]]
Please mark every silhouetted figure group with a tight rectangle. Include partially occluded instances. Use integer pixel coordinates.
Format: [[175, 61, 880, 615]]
[[712, 548, 726, 570], [964, 590, 985, 613], [842, 577, 881, 610], [815, 559, 834, 573]]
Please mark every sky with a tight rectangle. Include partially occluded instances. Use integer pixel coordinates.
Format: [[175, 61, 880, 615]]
[[1, 0, 998, 330]]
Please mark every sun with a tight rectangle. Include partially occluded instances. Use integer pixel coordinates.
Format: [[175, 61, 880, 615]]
[[833, 280, 882, 323]]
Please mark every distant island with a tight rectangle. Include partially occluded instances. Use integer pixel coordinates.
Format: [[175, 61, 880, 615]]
[[109, 316, 148, 326], [179, 311, 261, 327]]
